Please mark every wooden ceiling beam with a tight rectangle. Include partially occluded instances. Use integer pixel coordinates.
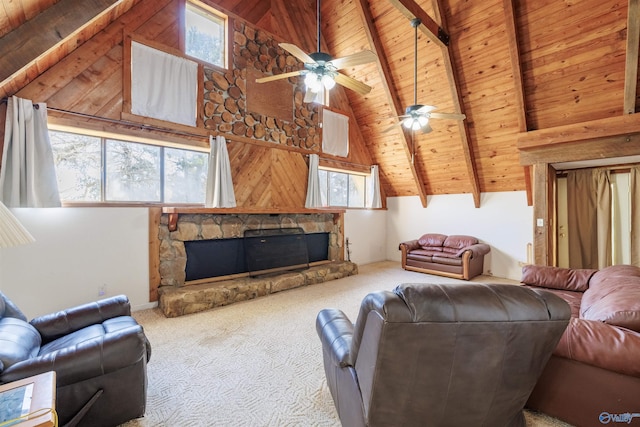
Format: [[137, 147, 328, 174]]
[[387, 0, 449, 48], [431, 0, 481, 207], [502, 0, 533, 206], [354, 0, 428, 207], [623, 0, 639, 114], [0, 0, 120, 88]]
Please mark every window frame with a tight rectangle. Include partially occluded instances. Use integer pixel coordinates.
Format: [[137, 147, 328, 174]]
[[318, 166, 371, 209], [182, 0, 232, 71], [48, 126, 209, 207]]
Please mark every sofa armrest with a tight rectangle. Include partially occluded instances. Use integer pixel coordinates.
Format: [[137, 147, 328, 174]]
[[458, 243, 490, 258], [398, 240, 421, 252], [0, 324, 148, 386], [30, 295, 132, 343], [316, 308, 355, 368]]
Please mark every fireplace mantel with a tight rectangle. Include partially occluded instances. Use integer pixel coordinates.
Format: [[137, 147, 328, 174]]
[[162, 207, 345, 231]]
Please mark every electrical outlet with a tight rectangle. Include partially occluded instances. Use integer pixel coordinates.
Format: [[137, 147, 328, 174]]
[[98, 284, 107, 297]]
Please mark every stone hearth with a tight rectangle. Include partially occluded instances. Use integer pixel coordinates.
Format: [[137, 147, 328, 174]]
[[159, 260, 357, 317]]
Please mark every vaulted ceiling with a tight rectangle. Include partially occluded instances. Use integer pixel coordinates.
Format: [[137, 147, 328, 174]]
[[1, 0, 639, 207]]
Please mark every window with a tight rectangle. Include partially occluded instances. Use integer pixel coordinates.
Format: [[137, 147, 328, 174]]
[[185, 1, 228, 68], [318, 168, 370, 208], [50, 130, 208, 203]]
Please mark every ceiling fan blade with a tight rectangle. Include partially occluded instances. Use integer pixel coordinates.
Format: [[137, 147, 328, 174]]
[[328, 50, 377, 70], [429, 112, 466, 120], [255, 70, 304, 83], [417, 105, 437, 113], [279, 43, 315, 64], [383, 122, 402, 133], [334, 73, 372, 95]]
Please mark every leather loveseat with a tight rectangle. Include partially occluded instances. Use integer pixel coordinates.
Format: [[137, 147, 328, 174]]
[[316, 282, 570, 427], [522, 264, 640, 427], [0, 292, 151, 427], [399, 233, 490, 280]]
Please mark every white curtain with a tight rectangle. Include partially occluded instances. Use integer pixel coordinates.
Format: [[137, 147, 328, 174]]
[[305, 154, 323, 208], [322, 109, 349, 157], [368, 164, 382, 208], [205, 135, 236, 208], [131, 41, 198, 127], [631, 167, 640, 266], [0, 96, 60, 207]]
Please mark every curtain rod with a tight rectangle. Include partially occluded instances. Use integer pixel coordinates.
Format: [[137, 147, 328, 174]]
[[1, 96, 212, 140], [1, 97, 40, 109]]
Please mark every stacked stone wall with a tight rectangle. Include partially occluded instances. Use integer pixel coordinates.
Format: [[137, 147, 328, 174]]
[[202, 20, 321, 149]]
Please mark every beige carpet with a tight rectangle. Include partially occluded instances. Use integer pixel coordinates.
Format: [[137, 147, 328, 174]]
[[123, 261, 572, 427]]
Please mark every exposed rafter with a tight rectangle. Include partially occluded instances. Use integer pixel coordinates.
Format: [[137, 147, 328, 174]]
[[502, 0, 533, 206], [0, 0, 122, 91], [353, 0, 428, 207], [387, 0, 480, 206], [624, 0, 640, 114], [432, 0, 481, 207], [387, 0, 449, 48]]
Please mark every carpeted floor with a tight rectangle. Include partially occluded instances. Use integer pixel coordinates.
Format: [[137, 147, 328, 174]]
[[123, 261, 572, 426]]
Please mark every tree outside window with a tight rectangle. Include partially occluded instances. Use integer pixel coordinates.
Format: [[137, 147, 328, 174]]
[[185, 2, 227, 68]]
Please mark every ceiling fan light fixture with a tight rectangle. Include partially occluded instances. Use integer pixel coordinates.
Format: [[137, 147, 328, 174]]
[[418, 115, 429, 127], [321, 73, 336, 90], [305, 72, 322, 92]]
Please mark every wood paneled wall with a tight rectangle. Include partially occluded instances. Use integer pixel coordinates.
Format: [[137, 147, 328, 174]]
[[10, 0, 375, 211]]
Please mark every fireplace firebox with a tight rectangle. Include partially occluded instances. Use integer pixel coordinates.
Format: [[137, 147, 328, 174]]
[[184, 229, 329, 282]]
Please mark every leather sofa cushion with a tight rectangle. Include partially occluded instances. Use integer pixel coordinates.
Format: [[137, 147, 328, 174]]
[[581, 265, 640, 332], [521, 265, 596, 292], [523, 286, 583, 318], [408, 248, 443, 258], [0, 317, 41, 369], [443, 235, 478, 249], [431, 255, 463, 266], [554, 317, 640, 377], [418, 233, 447, 248]]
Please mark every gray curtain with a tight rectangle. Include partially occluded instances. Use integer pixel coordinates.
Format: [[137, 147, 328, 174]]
[[205, 135, 236, 208], [0, 96, 60, 207], [305, 154, 323, 208], [631, 167, 640, 266], [368, 165, 382, 208], [567, 168, 611, 269]]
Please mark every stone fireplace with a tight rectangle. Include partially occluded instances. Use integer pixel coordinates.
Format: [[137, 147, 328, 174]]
[[154, 209, 358, 317], [158, 212, 342, 287]]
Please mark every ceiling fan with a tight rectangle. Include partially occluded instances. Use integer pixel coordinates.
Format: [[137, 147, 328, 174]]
[[255, 0, 377, 101], [388, 18, 465, 133]]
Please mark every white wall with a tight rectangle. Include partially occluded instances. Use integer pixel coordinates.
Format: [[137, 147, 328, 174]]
[[0, 207, 152, 319], [386, 193, 533, 280], [0, 194, 532, 317], [344, 209, 387, 265]]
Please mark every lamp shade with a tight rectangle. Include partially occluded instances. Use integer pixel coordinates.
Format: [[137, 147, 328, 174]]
[[0, 201, 35, 248]]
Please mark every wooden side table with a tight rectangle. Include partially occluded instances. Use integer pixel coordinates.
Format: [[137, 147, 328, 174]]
[[0, 371, 56, 427]]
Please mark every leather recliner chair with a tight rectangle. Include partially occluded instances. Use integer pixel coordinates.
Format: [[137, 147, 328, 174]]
[[0, 292, 151, 427], [316, 283, 570, 427]]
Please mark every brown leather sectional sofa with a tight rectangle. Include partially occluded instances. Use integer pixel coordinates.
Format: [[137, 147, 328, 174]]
[[522, 264, 640, 427], [399, 233, 490, 280]]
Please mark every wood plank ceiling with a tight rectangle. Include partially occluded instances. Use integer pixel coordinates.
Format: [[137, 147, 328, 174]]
[[1, 0, 638, 206]]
